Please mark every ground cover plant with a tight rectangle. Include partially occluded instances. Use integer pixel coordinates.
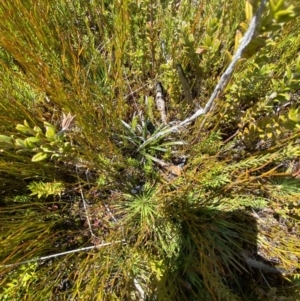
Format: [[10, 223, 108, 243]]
[[1, 0, 300, 300]]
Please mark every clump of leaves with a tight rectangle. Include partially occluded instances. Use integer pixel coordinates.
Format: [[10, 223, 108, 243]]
[[27, 181, 64, 199], [0, 117, 76, 162], [118, 116, 184, 164]]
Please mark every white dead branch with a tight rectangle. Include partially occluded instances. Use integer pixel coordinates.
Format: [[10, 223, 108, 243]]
[[155, 82, 168, 124], [1, 240, 126, 268]]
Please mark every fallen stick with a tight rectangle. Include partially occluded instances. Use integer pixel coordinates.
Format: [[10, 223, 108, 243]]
[[155, 82, 167, 124]]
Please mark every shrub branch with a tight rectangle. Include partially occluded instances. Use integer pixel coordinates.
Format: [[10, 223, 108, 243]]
[[140, 0, 268, 150]]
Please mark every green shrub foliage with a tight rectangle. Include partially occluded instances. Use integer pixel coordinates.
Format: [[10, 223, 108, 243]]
[[1, 0, 300, 300]]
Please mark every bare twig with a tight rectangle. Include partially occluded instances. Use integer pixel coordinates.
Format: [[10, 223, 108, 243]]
[[134, 278, 145, 300], [155, 82, 167, 124], [1, 240, 126, 268], [146, 155, 182, 176], [242, 253, 288, 274]]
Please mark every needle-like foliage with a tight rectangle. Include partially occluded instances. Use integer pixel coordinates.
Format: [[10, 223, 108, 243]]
[[1, 1, 300, 300]]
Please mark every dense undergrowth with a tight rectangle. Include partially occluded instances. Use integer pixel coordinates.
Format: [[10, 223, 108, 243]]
[[1, 0, 300, 300]]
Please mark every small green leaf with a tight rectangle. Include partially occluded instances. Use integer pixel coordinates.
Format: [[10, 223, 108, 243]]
[[0, 135, 13, 144], [203, 35, 212, 47], [43, 121, 56, 129], [45, 126, 56, 139], [24, 137, 40, 148], [269, 0, 285, 13], [274, 6, 296, 23], [15, 138, 26, 148], [0, 135, 14, 150], [16, 124, 34, 135], [245, 0, 253, 23], [33, 126, 43, 134], [51, 153, 61, 159], [286, 66, 292, 80], [16, 149, 31, 154], [40, 145, 55, 153], [224, 50, 232, 64], [121, 120, 136, 136], [35, 132, 45, 139], [31, 152, 49, 162], [288, 108, 300, 122]]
